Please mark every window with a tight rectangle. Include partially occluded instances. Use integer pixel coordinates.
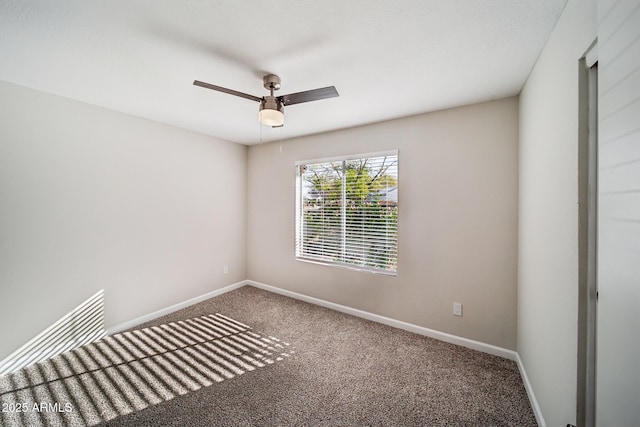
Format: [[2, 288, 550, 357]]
[[295, 151, 398, 275]]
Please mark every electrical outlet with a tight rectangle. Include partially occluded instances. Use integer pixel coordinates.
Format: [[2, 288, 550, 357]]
[[453, 302, 462, 317], [223, 265, 228, 274]]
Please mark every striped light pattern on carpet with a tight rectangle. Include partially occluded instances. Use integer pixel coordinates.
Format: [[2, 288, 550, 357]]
[[0, 313, 294, 427]]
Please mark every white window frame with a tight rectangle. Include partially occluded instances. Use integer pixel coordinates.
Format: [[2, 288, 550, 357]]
[[295, 150, 398, 276]]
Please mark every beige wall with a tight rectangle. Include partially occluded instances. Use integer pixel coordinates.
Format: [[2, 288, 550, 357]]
[[247, 97, 519, 350], [0, 81, 247, 361], [517, 0, 597, 425]]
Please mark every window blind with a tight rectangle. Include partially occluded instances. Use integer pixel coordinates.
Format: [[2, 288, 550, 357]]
[[296, 151, 398, 274]]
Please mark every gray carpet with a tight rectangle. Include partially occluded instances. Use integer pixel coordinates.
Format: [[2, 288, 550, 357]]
[[0, 285, 537, 426]]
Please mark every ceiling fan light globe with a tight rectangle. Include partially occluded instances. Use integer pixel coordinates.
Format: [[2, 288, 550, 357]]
[[259, 96, 284, 126], [259, 108, 285, 126]]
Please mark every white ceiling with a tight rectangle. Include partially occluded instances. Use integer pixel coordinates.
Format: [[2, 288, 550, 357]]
[[0, 1, 566, 145]]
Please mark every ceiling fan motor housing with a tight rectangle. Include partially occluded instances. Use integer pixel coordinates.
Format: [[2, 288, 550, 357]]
[[259, 95, 284, 126], [261, 95, 283, 112]]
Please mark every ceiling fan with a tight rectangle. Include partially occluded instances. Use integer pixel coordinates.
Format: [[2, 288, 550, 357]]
[[193, 74, 339, 127]]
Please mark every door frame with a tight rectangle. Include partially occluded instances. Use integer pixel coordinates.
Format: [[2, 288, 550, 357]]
[[577, 39, 598, 427]]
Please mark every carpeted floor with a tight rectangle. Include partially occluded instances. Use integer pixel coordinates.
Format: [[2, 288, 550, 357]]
[[0, 285, 537, 426]]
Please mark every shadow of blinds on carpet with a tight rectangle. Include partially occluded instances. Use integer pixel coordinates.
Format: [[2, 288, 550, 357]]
[[0, 313, 294, 426], [0, 289, 106, 376]]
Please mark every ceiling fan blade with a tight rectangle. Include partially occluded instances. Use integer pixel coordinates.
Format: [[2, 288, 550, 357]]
[[193, 80, 262, 103], [278, 86, 339, 106]]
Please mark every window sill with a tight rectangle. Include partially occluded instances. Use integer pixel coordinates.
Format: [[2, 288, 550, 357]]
[[295, 257, 397, 277]]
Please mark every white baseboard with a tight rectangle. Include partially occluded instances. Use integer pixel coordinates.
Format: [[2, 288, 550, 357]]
[[246, 280, 517, 361], [106, 280, 246, 335], [515, 353, 546, 427]]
